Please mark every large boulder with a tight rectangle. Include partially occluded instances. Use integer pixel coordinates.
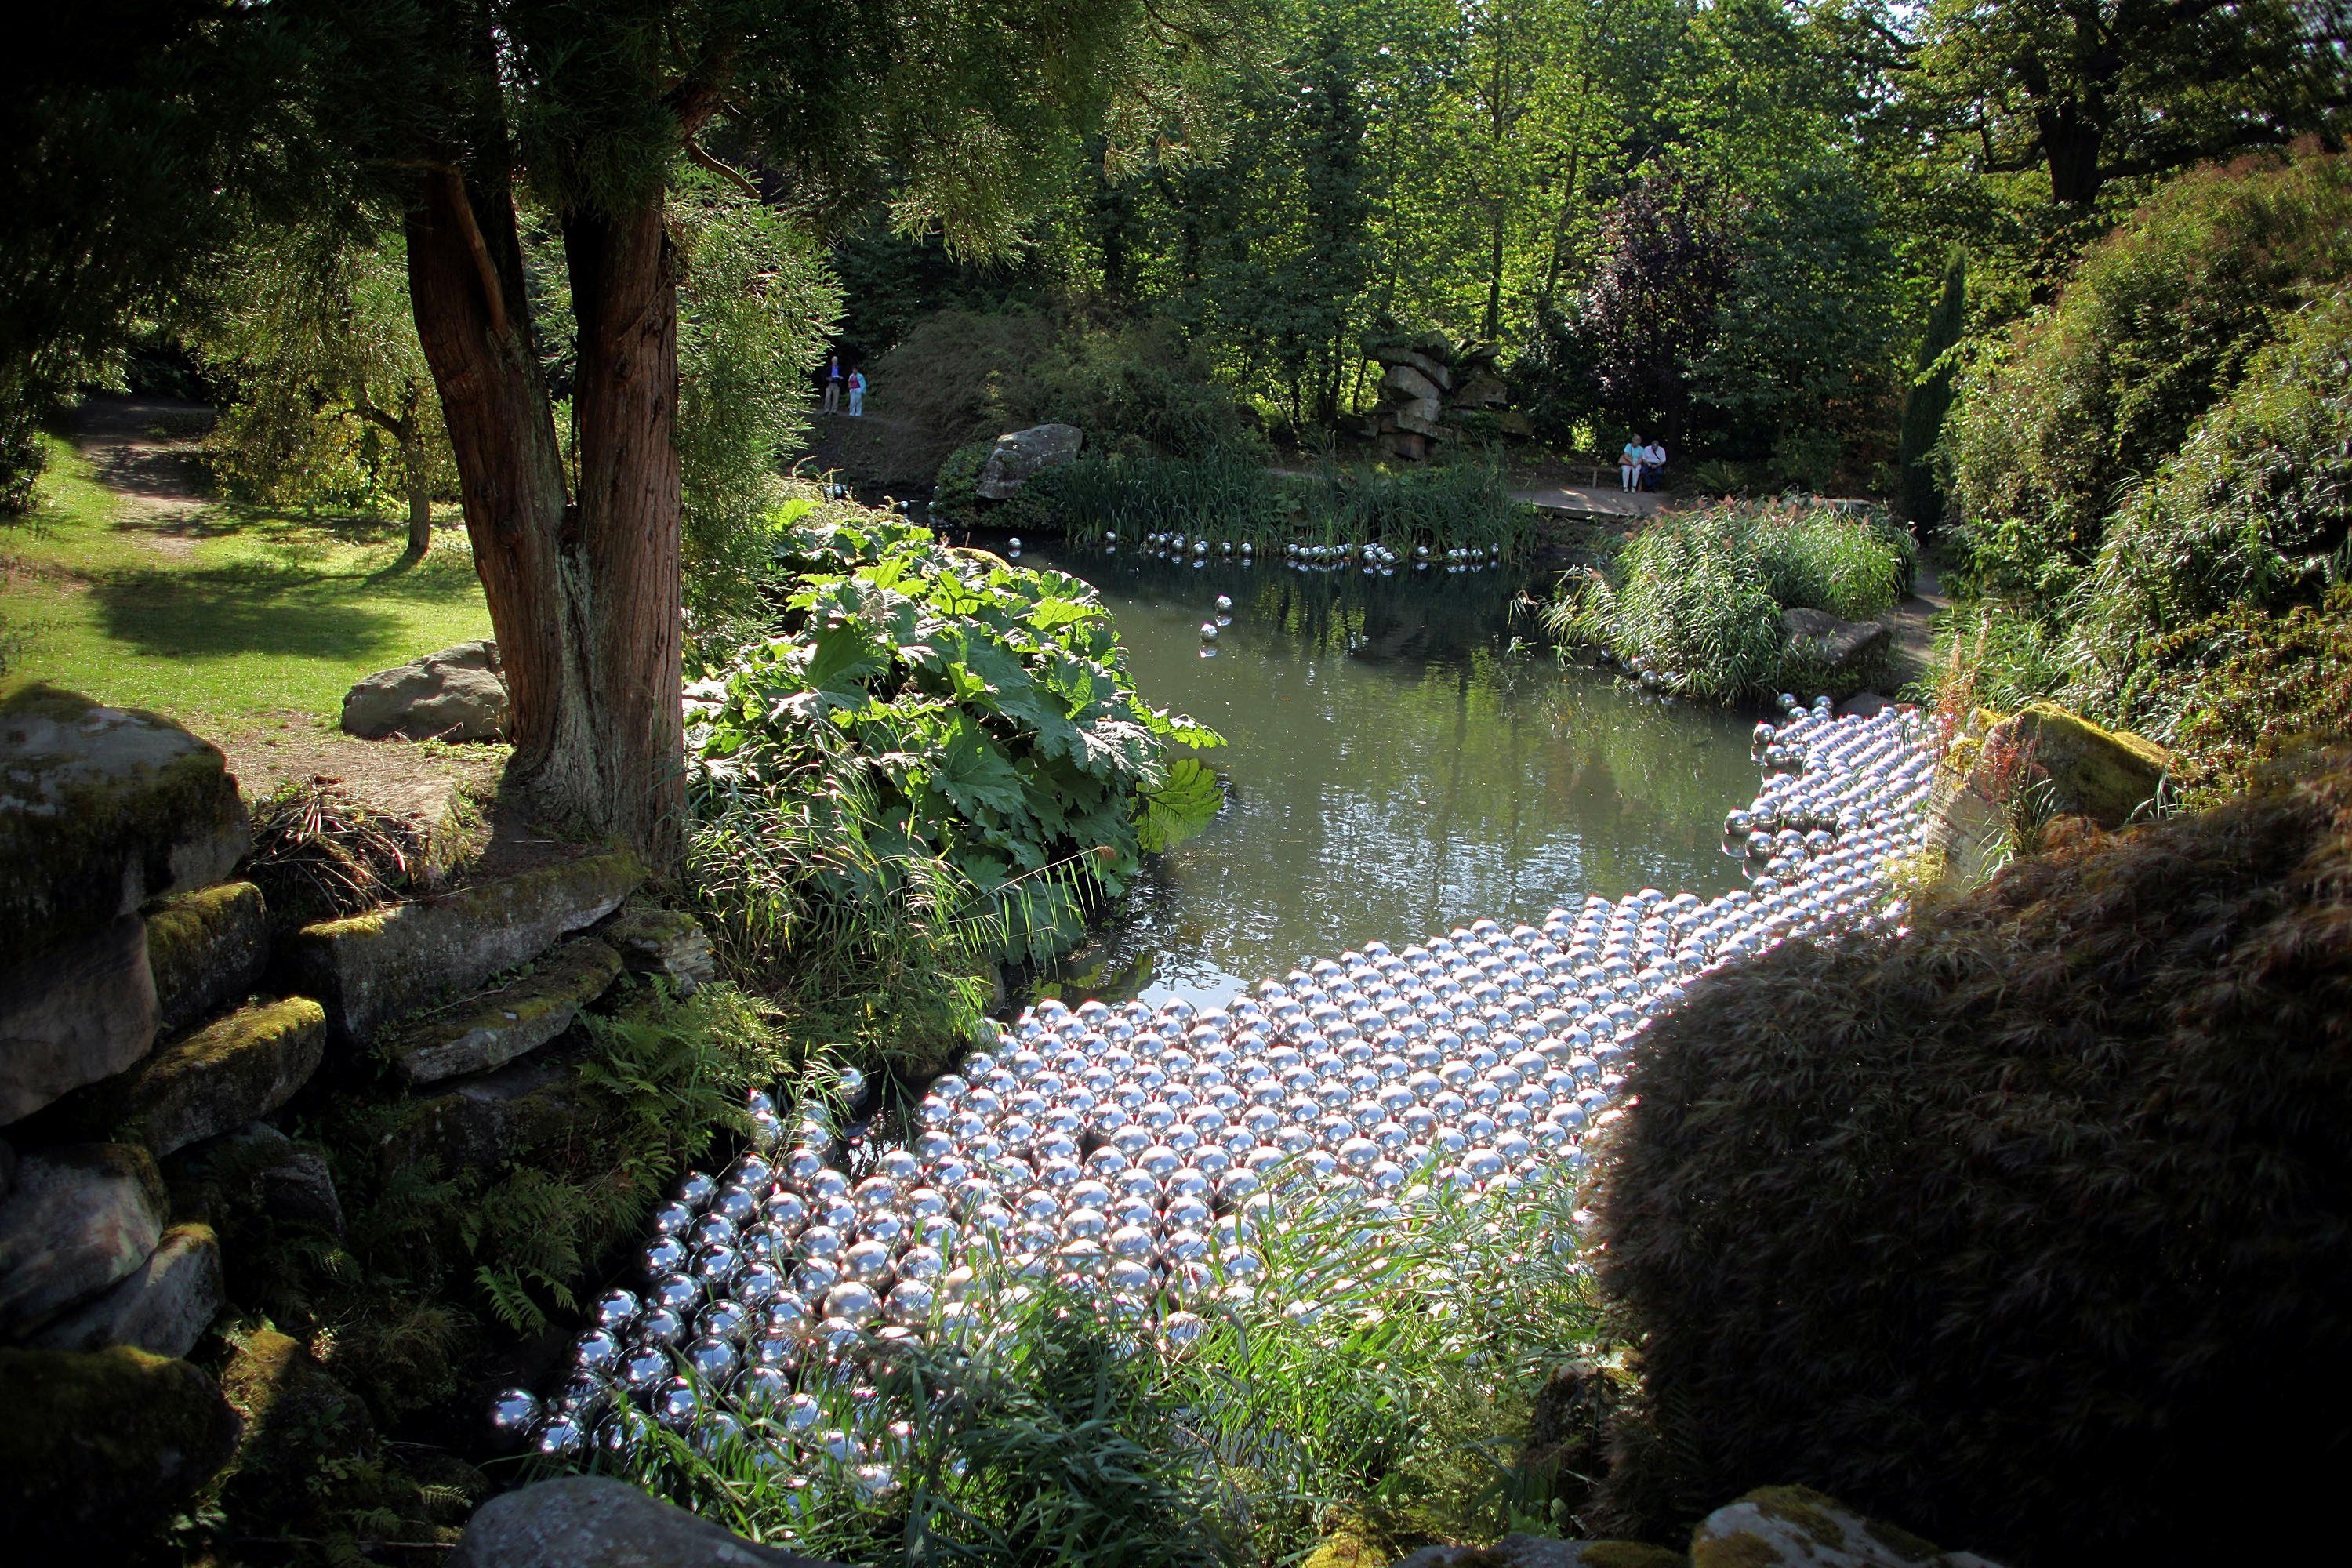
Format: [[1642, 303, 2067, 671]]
[[387, 935, 622, 1085], [449, 1475, 856, 1568], [0, 913, 157, 1125], [1689, 1487, 2002, 1568], [0, 1142, 166, 1336], [107, 996, 328, 1156], [0, 683, 249, 951], [975, 423, 1083, 501], [1379, 363, 1446, 421], [285, 850, 644, 1045], [0, 1345, 242, 1557], [25, 1222, 222, 1358], [601, 906, 717, 996], [340, 640, 510, 742], [1985, 702, 2171, 826], [146, 881, 270, 1032], [1780, 608, 1889, 672], [392, 1050, 593, 1175]]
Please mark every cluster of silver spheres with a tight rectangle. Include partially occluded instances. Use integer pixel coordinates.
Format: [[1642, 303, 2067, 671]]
[[488, 696, 1934, 1497], [1139, 532, 1250, 568]]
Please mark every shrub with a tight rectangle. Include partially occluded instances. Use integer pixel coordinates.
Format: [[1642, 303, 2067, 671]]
[[1947, 145, 2352, 601], [1592, 751, 2352, 1564], [1544, 502, 1913, 701], [2165, 586, 2352, 799], [686, 510, 1225, 969], [2063, 291, 2352, 739]]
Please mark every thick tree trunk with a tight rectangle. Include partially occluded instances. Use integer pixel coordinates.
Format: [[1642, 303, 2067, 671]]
[[407, 169, 679, 865], [563, 201, 686, 875]]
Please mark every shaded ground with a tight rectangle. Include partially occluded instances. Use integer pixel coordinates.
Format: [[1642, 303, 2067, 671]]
[[1884, 554, 1951, 695]]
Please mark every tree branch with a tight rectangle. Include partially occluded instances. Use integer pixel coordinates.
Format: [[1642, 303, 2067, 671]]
[[435, 167, 510, 340], [684, 139, 760, 198]]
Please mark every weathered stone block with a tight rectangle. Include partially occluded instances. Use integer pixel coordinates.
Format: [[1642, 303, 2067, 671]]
[[146, 881, 270, 1032], [0, 912, 158, 1123], [165, 1123, 344, 1236], [601, 905, 717, 995], [112, 997, 328, 1156], [27, 1223, 223, 1357], [388, 937, 622, 1084], [394, 1051, 590, 1175], [1379, 361, 1445, 412], [451, 1475, 855, 1568], [975, 422, 1083, 500], [285, 850, 644, 1045], [0, 683, 249, 952], [219, 1327, 374, 1524], [0, 1345, 242, 1557], [1689, 1485, 2004, 1568], [0, 1142, 165, 1335], [1988, 702, 2171, 827], [1781, 607, 1890, 671], [341, 640, 509, 742]]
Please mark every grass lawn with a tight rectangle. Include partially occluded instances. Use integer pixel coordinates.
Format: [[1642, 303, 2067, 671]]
[[2, 429, 492, 732]]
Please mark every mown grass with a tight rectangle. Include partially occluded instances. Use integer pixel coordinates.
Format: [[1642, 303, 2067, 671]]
[[0, 434, 491, 724]]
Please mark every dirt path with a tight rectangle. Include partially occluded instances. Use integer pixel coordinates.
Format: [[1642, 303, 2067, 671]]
[[1884, 554, 1951, 695], [64, 396, 221, 557]]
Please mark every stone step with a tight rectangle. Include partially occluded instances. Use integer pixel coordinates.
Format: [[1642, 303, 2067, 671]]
[[393, 1047, 593, 1177], [387, 937, 622, 1085], [0, 1142, 166, 1338], [108, 997, 327, 1157], [599, 906, 717, 995], [145, 882, 269, 1033], [25, 1222, 222, 1358], [285, 849, 644, 1045]]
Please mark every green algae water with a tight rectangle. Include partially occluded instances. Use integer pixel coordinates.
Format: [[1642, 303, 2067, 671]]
[[1020, 541, 1760, 1007]]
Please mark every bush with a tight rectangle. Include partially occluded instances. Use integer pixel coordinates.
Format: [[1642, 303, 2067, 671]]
[[686, 510, 1225, 971], [1947, 146, 2352, 601], [2166, 586, 2352, 799], [2063, 291, 2352, 741], [1544, 502, 1914, 701], [1592, 751, 2352, 1564]]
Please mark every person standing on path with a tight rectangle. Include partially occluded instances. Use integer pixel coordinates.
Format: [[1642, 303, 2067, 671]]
[[822, 354, 844, 414], [1621, 434, 1645, 492], [847, 367, 866, 417]]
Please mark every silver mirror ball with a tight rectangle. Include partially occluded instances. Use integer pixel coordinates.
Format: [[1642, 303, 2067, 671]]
[[492, 702, 1934, 1495]]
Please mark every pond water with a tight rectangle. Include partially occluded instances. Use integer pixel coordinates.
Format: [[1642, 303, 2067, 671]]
[[1015, 541, 1762, 1009]]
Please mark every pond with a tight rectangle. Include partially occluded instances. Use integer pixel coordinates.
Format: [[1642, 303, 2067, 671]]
[[1013, 540, 1762, 1008]]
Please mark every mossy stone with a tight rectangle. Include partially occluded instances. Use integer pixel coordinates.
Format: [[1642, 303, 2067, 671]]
[[1991, 703, 2172, 826], [0, 1345, 241, 1556], [109, 997, 328, 1156], [25, 1221, 223, 1357], [0, 1142, 166, 1335], [0, 681, 249, 954], [217, 1327, 376, 1526], [285, 849, 644, 1044], [145, 881, 269, 1032], [387, 935, 622, 1084]]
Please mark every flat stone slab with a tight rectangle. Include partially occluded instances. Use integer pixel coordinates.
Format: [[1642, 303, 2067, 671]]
[[27, 1222, 223, 1357], [146, 882, 269, 1033], [451, 1475, 855, 1568], [285, 850, 644, 1045], [396, 1051, 591, 1175], [388, 937, 622, 1084], [0, 911, 158, 1123], [0, 1345, 242, 1559], [111, 997, 327, 1156], [1690, 1486, 2004, 1568], [0, 683, 249, 952], [0, 1142, 166, 1336], [601, 906, 717, 995], [1781, 607, 1889, 669]]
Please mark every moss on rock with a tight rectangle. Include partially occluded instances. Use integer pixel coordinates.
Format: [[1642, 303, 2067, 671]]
[[145, 881, 269, 1031], [111, 996, 327, 1156], [386, 936, 622, 1084], [217, 1326, 376, 1526], [0, 1344, 241, 1555]]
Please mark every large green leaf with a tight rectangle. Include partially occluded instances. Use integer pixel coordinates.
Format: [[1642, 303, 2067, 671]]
[[1135, 757, 1224, 851], [925, 716, 1029, 822]]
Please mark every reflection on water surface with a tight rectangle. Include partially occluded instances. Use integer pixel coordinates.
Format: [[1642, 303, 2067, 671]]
[[1019, 542, 1759, 1007]]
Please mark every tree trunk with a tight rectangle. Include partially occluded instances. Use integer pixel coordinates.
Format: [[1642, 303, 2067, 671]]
[[397, 415, 433, 563], [406, 169, 663, 863]]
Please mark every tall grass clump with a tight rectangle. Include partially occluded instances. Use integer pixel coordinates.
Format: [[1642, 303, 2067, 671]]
[[573, 1160, 1602, 1565], [1592, 749, 2352, 1566], [1544, 501, 1912, 702]]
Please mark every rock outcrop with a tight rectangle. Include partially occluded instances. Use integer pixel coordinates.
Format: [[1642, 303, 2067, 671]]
[[25, 1221, 223, 1357], [0, 1142, 167, 1337], [601, 905, 717, 995], [387, 936, 622, 1085], [1359, 325, 1527, 461], [107, 997, 328, 1156], [145, 881, 270, 1031], [449, 1475, 857, 1568], [1780, 608, 1889, 675], [975, 423, 1083, 500], [340, 640, 510, 742]]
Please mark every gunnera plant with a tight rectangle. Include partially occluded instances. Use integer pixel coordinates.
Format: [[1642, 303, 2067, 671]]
[[1590, 749, 2352, 1566]]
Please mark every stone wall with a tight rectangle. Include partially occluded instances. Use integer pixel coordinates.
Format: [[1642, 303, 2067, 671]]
[[0, 683, 712, 1554], [1359, 325, 1530, 462]]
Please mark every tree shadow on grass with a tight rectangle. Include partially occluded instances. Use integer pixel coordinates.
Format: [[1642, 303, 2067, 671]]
[[87, 557, 475, 663]]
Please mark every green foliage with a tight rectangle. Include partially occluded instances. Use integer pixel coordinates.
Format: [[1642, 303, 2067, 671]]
[[673, 181, 842, 631], [587, 1162, 1602, 1566], [1546, 503, 1913, 701], [687, 511, 1225, 968], [1896, 249, 1965, 531], [2169, 587, 2352, 800], [2063, 292, 2352, 740], [1592, 752, 2352, 1564], [1948, 147, 2352, 601], [0, 401, 44, 514]]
